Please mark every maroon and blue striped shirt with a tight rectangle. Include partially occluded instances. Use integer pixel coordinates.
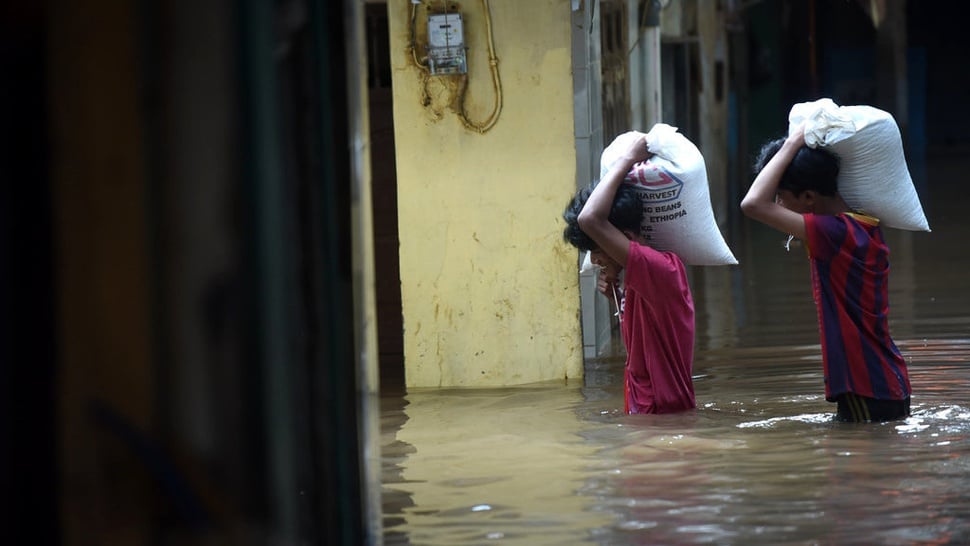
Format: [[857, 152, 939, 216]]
[[804, 212, 911, 402]]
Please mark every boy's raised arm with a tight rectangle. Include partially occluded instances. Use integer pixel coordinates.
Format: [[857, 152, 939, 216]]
[[740, 128, 808, 241], [578, 134, 650, 265]]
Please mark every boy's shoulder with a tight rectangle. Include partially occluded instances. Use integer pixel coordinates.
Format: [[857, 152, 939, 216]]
[[844, 211, 880, 227], [808, 211, 880, 229], [628, 241, 688, 272]]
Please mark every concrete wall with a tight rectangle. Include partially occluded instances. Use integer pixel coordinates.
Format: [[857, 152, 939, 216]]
[[569, 1, 613, 359], [387, 0, 582, 387]]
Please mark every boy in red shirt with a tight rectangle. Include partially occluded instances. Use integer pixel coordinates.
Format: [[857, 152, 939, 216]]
[[563, 134, 696, 414], [740, 125, 911, 422]]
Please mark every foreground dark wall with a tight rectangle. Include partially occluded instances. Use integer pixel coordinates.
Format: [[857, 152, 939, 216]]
[[1, 1, 368, 544]]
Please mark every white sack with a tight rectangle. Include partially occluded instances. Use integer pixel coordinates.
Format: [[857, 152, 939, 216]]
[[789, 98, 930, 231], [599, 124, 737, 266]]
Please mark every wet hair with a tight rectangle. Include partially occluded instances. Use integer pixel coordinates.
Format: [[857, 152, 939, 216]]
[[562, 182, 642, 251], [754, 137, 840, 197]]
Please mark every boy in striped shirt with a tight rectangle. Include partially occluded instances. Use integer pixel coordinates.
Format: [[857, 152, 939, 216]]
[[740, 125, 911, 423]]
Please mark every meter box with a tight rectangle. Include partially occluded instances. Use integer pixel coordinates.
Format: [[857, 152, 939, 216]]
[[427, 13, 467, 75]]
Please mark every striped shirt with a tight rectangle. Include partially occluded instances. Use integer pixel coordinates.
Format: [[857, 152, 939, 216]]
[[804, 212, 911, 401]]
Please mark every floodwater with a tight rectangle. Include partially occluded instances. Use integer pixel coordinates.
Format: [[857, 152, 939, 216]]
[[380, 152, 970, 545]]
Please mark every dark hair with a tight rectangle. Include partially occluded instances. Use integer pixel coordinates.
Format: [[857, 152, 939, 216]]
[[753, 137, 840, 196], [562, 182, 642, 251]]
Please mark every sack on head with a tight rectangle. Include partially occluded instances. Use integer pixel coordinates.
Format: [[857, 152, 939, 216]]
[[600, 124, 738, 266], [788, 98, 930, 232]]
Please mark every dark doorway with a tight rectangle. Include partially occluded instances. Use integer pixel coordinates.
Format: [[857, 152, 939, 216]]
[[367, 2, 405, 393]]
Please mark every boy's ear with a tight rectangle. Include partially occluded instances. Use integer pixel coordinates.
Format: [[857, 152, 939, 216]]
[[799, 190, 818, 206], [621, 229, 637, 241]]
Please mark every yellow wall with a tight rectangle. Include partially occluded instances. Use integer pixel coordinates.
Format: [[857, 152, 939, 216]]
[[388, 0, 582, 387]]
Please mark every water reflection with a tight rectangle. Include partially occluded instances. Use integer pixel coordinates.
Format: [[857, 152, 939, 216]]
[[382, 385, 615, 546], [382, 161, 970, 544]]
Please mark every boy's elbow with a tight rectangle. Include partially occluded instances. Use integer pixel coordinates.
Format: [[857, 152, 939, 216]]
[[739, 198, 752, 216], [577, 210, 608, 239], [739, 198, 758, 218]]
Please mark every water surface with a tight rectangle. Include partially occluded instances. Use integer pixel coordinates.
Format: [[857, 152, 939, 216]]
[[381, 156, 970, 545]]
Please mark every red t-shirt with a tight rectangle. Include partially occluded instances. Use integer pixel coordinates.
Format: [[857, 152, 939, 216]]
[[619, 241, 696, 414]]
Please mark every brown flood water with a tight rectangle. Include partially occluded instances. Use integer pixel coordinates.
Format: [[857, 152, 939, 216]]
[[380, 152, 970, 545]]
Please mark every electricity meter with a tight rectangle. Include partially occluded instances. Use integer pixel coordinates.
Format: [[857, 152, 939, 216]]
[[427, 13, 467, 75]]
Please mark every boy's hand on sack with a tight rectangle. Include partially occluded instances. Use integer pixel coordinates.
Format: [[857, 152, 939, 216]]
[[623, 134, 653, 165], [787, 122, 807, 148]]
